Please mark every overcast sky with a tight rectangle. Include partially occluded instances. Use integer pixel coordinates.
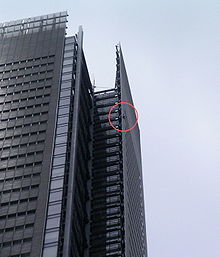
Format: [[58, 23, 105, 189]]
[[1, 1, 219, 257]]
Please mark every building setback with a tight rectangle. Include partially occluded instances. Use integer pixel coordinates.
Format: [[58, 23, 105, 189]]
[[0, 12, 147, 257]]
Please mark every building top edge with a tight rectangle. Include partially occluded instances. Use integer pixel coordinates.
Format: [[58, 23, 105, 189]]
[[0, 11, 68, 29]]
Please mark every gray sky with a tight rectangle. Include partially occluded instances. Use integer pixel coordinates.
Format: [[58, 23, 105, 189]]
[[1, 1, 219, 257]]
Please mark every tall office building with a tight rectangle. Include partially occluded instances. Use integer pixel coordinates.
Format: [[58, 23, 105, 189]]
[[0, 12, 147, 257]]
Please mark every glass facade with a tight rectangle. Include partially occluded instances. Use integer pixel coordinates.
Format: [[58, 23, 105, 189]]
[[42, 37, 76, 257], [90, 88, 125, 257], [0, 12, 147, 257], [0, 12, 67, 38], [0, 12, 67, 257]]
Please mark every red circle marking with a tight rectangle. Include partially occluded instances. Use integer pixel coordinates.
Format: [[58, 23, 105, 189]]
[[108, 102, 139, 132]]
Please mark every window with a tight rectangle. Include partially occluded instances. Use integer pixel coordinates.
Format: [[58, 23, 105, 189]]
[[106, 196, 120, 203], [48, 203, 61, 215], [65, 37, 75, 44], [44, 230, 59, 244], [106, 243, 120, 250], [46, 216, 60, 229], [60, 90, 71, 98], [106, 218, 120, 226], [55, 135, 67, 145], [106, 185, 119, 192], [54, 145, 66, 155], [62, 73, 72, 81], [49, 190, 63, 202], [57, 116, 69, 125], [56, 125, 68, 134], [106, 156, 119, 162], [107, 231, 119, 238], [106, 207, 120, 215], [52, 167, 65, 178], [106, 146, 119, 153], [58, 107, 69, 116], [63, 51, 74, 58], [107, 175, 119, 182], [53, 154, 66, 165], [107, 165, 119, 172], [64, 44, 74, 51], [62, 65, 72, 73], [59, 97, 70, 107], [63, 59, 73, 66], [107, 137, 119, 144], [50, 178, 64, 190]]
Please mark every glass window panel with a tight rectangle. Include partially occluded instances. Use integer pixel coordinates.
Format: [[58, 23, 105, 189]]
[[107, 175, 119, 182], [60, 90, 71, 98], [52, 167, 65, 177], [57, 116, 69, 124], [56, 125, 68, 134], [60, 16, 67, 22], [43, 245, 58, 257], [46, 216, 61, 229], [61, 11, 67, 16], [62, 65, 72, 73], [64, 51, 74, 58], [106, 155, 119, 162], [106, 207, 120, 214], [64, 44, 74, 51], [63, 59, 73, 66], [61, 82, 72, 90], [106, 243, 120, 250], [61, 88, 71, 93], [106, 196, 120, 203], [34, 21, 40, 26], [50, 178, 64, 190], [65, 37, 75, 44], [55, 24, 62, 29], [107, 231, 119, 238], [53, 155, 66, 165], [54, 145, 67, 155], [44, 230, 59, 244], [107, 165, 119, 172], [55, 135, 67, 144], [106, 218, 120, 226], [48, 203, 62, 215], [106, 185, 119, 192], [59, 97, 70, 107], [62, 73, 72, 81], [58, 107, 69, 116], [49, 191, 63, 203]]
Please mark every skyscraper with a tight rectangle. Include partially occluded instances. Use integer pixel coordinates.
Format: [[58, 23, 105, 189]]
[[0, 12, 147, 257]]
